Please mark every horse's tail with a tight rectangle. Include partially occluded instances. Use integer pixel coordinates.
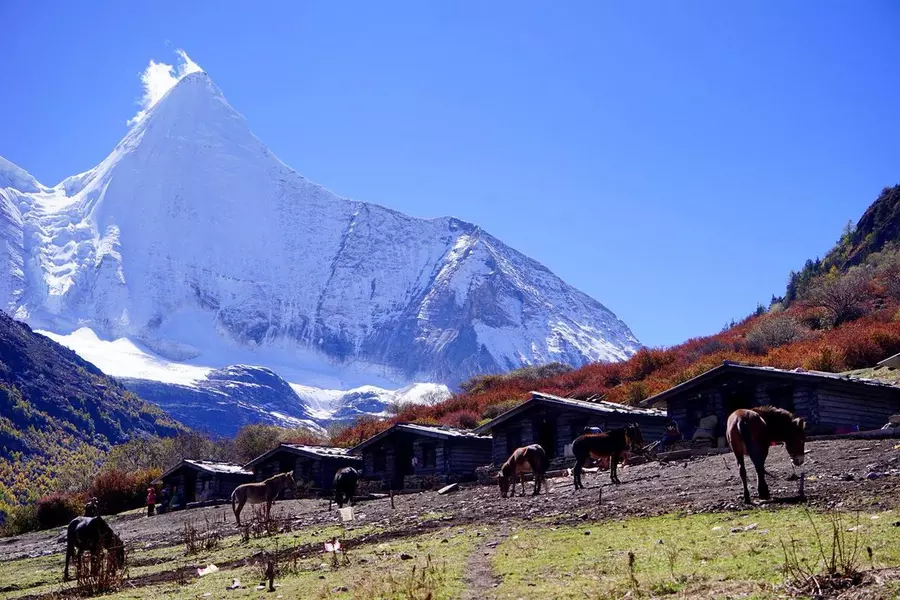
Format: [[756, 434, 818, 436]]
[[230, 487, 238, 515], [737, 417, 755, 460]]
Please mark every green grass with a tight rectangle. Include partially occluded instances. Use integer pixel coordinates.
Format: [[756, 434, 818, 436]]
[[492, 508, 900, 599], [5, 508, 899, 599], [0, 525, 475, 600], [0, 522, 383, 599], [95, 528, 475, 599]]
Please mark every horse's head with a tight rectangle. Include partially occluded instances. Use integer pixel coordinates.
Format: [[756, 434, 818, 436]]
[[111, 536, 125, 568], [625, 423, 645, 452], [785, 417, 806, 466], [498, 473, 511, 498], [283, 471, 296, 489], [497, 463, 514, 498]]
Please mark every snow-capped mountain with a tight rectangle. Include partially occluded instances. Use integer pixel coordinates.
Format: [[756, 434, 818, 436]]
[[0, 70, 638, 424]]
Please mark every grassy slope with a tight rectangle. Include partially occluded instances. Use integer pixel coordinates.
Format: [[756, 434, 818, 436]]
[[494, 508, 900, 599], [2, 522, 477, 600], [3, 508, 898, 599]]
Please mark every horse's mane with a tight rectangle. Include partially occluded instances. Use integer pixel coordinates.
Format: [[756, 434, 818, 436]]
[[753, 405, 799, 440]]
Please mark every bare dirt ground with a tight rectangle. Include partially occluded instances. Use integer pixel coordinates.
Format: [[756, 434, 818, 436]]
[[2, 437, 898, 566]]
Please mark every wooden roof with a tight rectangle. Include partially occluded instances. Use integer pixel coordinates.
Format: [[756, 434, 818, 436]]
[[473, 391, 665, 434], [156, 459, 253, 483], [351, 423, 490, 453], [640, 361, 900, 407], [244, 443, 362, 468]]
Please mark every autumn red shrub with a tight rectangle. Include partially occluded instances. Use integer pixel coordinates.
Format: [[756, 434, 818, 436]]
[[439, 410, 479, 429], [331, 416, 393, 448], [801, 346, 843, 372], [36, 492, 84, 529], [332, 296, 900, 447], [89, 468, 161, 515]]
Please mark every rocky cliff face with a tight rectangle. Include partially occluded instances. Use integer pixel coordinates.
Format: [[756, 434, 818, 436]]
[[0, 71, 638, 393]]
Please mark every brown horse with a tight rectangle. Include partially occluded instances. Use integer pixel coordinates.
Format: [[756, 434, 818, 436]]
[[231, 471, 295, 525], [726, 406, 806, 503], [499, 444, 549, 497], [571, 423, 644, 489], [64, 516, 125, 581]]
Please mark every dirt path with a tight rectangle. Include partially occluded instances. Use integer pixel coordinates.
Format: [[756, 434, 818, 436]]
[[461, 528, 507, 600]]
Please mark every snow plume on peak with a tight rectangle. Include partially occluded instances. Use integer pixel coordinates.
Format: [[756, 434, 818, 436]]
[[127, 49, 203, 126]]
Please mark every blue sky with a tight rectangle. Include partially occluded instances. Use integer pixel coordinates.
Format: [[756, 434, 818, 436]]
[[2, 1, 898, 348]]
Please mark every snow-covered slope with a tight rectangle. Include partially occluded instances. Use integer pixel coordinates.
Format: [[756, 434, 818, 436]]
[[0, 71, 639, 394]]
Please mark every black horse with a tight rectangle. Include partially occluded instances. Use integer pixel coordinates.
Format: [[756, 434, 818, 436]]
[[333, 467, 360, 509], [571, 423, 644, 489], [64, 516, 125, 581]]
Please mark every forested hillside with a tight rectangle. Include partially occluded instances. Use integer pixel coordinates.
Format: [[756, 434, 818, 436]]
[[0, 312, 184, 511]]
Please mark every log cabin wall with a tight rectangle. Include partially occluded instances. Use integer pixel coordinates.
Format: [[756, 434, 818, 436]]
[[661, 368, 900, 437], [486, 402, 666, 465]]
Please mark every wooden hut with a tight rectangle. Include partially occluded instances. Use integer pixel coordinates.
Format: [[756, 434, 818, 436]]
[[156, 460, 253, 505], [473, 391, 667, 466], [352, 423, 492, 490], [244, 444, 362, 496], [640, 361, 900, 438]]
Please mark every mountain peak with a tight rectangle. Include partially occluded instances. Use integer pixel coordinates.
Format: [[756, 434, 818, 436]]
[[3, 68, 640, 386], [142, 69, 238, 128]]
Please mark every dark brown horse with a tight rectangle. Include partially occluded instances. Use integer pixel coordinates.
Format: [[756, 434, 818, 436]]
[[64, 516, 125, 581], [499, 444, 549, 497], [726, 406, 806, 503], [332, 467, 359, 509], [572, 423, 644, 489]]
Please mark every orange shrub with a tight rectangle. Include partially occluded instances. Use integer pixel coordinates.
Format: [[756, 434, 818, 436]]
[[36, 492, 84, 529], [333, 297, 900, 446], [89, 468, 161, 515], [439, 410, 479, 429]]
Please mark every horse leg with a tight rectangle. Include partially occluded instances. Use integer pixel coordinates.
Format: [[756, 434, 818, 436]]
[[610, 453, 621, 484], [64, 539, 74, 581], [573, 456, 585, 490], [736, 454, 751, 503], [235, 498, 246, 526], [751, 448, 770, 500], [519, 474, 526, 497], [532, 473, 542, 496]]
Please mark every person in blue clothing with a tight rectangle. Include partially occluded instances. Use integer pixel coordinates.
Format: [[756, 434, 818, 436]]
[[657, 419, 682, 451]]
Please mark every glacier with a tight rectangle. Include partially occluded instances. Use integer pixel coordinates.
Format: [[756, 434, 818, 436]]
[[0, 70, 639, 430]]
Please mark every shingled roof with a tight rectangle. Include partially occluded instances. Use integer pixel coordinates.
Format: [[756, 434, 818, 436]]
[[351, 423, 490, 453], [473, 391, 665, 434], [639, 361, 900, 407], [157, 459, 253, 482], [244, 443, 362, 468]]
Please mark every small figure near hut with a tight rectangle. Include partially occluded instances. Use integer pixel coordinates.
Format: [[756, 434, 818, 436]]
[[656, 419, 682, 452], [571, 423, 644, 489], [499, 444, 548, 498], [145, 487, 156, 517], [158, 487, 170, 515], [333, 467, 359, 509], [231, 471, 295, 525], [63, 516, 125, 581], [726, 406, 806, 503]]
